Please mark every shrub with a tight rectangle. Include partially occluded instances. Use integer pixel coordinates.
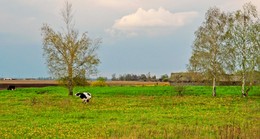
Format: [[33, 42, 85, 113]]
[[58, 76, 90, 86], [91, 81, 107, 87], [96, 77, 107, 82], [174, 84, 186, 96]]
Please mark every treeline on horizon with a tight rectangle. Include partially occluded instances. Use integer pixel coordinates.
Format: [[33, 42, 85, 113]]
[[100, 73, 169, 82]]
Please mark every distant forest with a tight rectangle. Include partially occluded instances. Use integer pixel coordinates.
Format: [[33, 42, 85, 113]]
[[108, 73, 169, 82]]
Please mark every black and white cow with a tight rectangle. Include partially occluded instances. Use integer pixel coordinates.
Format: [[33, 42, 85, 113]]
[[7, 85, 15, 90], [75, 92, 92, 103]]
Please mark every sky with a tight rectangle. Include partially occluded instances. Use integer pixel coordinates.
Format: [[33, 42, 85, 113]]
[[0, 0, 259, 79]]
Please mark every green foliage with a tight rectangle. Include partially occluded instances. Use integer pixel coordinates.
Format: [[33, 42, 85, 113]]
[[0, 86, 259, 138], [160, 74, 169, 82], [96, 77, 107, 82]]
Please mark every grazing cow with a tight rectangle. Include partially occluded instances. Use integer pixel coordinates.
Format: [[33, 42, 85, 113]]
[[7, 85, 15, 90], [75, 92, 92, 103]]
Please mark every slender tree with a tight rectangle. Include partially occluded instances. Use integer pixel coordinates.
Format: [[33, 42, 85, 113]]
[[41, 1, 101, 95], [226, 2, 259, 97], [188, 7, 229, 96]]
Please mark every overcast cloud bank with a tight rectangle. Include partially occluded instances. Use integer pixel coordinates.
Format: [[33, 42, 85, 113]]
[[0, 0, 259, 78]]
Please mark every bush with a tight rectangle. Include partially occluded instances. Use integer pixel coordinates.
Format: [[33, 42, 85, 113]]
[[91, 81, 107, 87], [58, 76, 90, 86], [96, 77, 107, 82], [174, 84, 186, 96]]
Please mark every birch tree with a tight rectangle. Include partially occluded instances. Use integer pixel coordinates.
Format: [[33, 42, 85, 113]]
[[41, 1, 101, 96], [188, 7, 229, 96], [227, 2, 260, 97]]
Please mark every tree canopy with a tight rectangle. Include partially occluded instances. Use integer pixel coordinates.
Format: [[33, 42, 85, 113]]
[[188, 2, 259, 97], [41, 1, 101, 95], [188, 7, 229, 96]]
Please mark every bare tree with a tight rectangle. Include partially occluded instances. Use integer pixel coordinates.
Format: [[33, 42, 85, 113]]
[[188, 7, 229, 96], [226, 2, 259, 97], [41, 1, 101, 96]]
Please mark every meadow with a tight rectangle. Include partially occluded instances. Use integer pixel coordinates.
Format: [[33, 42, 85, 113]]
[[0, 86, 259, 138]]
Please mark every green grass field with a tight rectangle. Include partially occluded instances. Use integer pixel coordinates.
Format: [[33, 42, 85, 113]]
[[0, 86, 259, 138]]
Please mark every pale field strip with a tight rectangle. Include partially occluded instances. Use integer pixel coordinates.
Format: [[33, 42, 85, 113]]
[[0, 80, 170, 86], [0, 80, 58, 85], [107, 81, 170, 86]]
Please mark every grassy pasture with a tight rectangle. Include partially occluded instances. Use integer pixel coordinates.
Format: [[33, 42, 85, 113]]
[[0, 86, 259, 138]]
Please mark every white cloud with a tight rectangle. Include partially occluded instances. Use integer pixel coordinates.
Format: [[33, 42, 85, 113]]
[[107, 7, 198, 36]]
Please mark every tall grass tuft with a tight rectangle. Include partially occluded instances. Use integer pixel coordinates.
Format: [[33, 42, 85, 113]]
[[173, 84, 186, 96]]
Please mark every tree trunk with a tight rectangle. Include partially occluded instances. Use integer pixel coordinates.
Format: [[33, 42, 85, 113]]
[[68, 79, 73, 96], [212, 77, 216, 97], [241, 72, 246, 97], [68, 64, 74, 96]]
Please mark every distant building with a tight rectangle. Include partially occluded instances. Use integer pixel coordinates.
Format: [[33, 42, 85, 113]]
[[170, 72, 260, 86], [3, 78, 12, 80]]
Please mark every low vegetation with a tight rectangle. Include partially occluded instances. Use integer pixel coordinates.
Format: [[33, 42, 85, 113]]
[[0, 86, 259, 138]]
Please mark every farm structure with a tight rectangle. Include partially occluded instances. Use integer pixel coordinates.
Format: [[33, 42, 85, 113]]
[[170, 72, 260, 86]]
